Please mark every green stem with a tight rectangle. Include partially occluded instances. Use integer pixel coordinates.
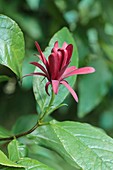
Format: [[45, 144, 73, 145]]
[[39, 90, 55, 121]]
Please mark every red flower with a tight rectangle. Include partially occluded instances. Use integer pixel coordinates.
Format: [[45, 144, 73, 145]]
[[25, 41, 95, 102]]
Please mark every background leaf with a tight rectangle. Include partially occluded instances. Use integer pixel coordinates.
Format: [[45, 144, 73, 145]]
[[33, 27, 78, 115], [0, 15, 25, 78], [29, 120, 113, 170], [26, 0, 40, 10], [11, 114, 37, 134], [78, 57, 112, 118], [0, 126, 12, 138]]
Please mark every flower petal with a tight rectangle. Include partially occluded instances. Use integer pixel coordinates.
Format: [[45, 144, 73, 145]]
[[35, 41, 48, 66], [57, 63, 70, 80], [66, 44, 73, 64], [62, 42, 68, 49], [45, 82, 51, 95], [54, 41, 59, 48], [61, 66, 77, 79], [52, 41, 59, 53], [73, 67, 95, 74], [63, 67, 95, 78], [22, 72, 47, 78], [59, 44, 73, 68], [60, 80, 78, 102], [60, 49, 68, 69], [30, 62, 50, 79], [52, 80, 60, 94], [48, 53, 59, 79]]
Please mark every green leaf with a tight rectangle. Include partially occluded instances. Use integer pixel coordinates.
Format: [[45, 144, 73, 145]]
[[28, 144, 76, 170], [8, 139, 20, 162], [78, 58, 112, 118], [33, 27, 78, 114], [0, 15, 25, 78], [29, 120, 113, 170], [8, 139, 28, 162], [99, 109, 113, 130], [12, 114, 37, 134], [18, 157, 54, 170], [0, 75, 10, 83], [0, 126, 12, 138], [0, 150, 24, 168], [19, 16, 42, 40]]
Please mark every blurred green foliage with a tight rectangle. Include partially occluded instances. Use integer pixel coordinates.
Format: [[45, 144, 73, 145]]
[[0, 0, 113, 139]]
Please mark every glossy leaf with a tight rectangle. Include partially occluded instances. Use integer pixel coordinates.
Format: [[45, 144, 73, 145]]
[[8, 139, 20, 162], [8, 139, 28, 163], [28, 144, 76, 170], [78, 58, 112, 118], [18, 158, 54, 170], [0, 150, 24, 168], [29, 120, 113, 170], [0, 15, 25, 78], [33, 27, 78, 114]]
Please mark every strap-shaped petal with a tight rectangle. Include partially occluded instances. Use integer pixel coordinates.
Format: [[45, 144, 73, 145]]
[[48, 53, 60, 80], [60, 49, 68, 69], [61, 66, 77, 79], [30, 62, 50, 80], [63, 67, 95, 79], [45, 82, 51, 95], [57, 63, 70, 80], [52, 80, 60, 94], [35, 41, 48, 66], [66, 44, 73, 64], [61, 80, 78, 102], [22, 72, 47, 78], [52, 41, 59, 53]]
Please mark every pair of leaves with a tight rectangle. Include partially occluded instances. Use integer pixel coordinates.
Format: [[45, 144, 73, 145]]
[[0, 139, 54, 170], [29, 120, 113, 170]]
